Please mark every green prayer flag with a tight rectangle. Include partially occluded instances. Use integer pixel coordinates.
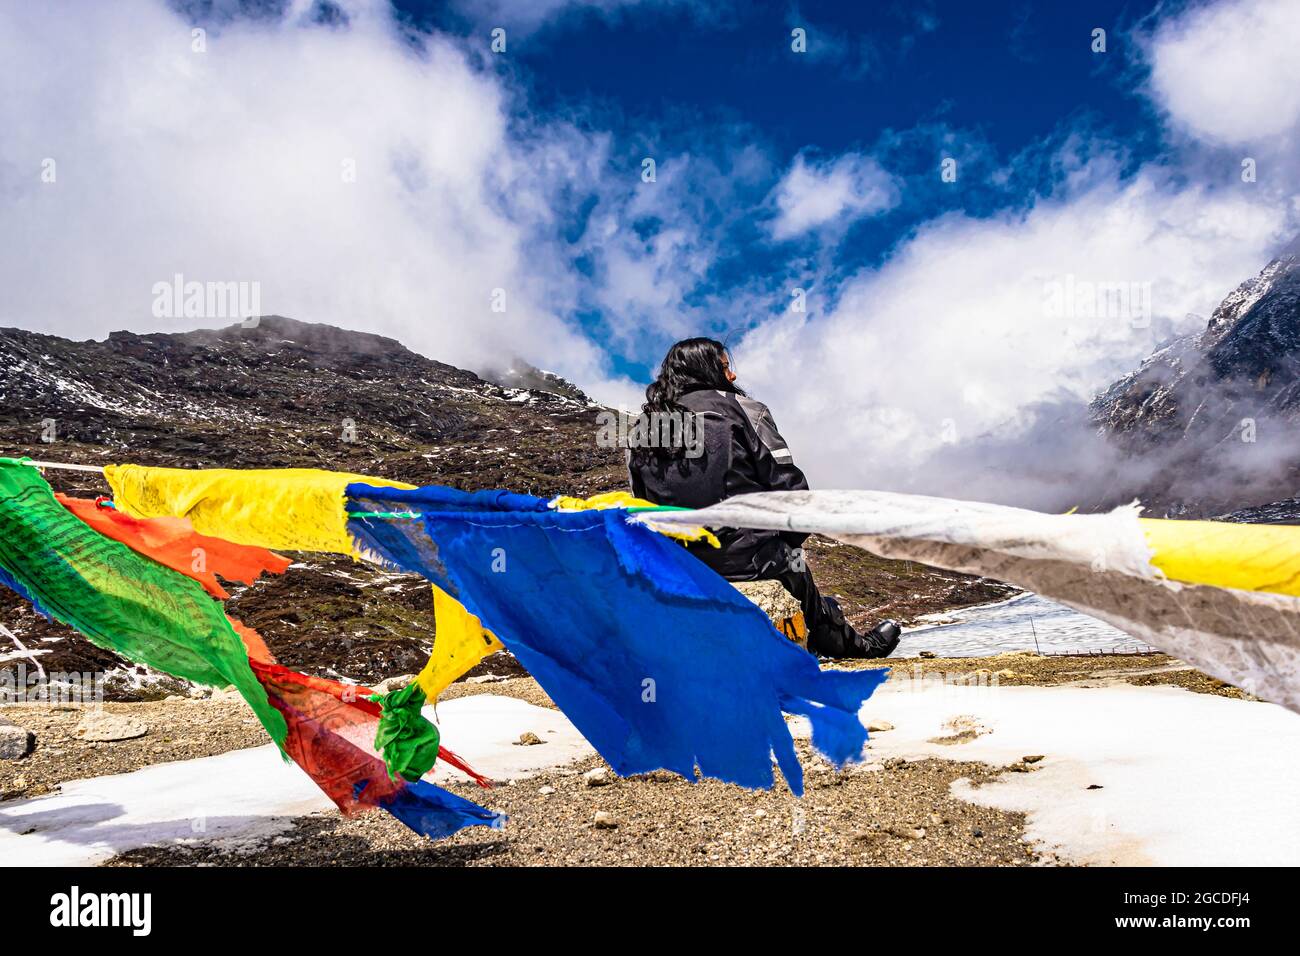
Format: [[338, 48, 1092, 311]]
[[370, 681, 441, 782], [0, 459, 285, 745]]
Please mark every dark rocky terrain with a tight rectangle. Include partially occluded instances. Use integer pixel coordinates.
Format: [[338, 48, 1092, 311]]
[[0, 316, 1006, 697], [1091, 235, 1300, 517], [0, 315, 617, 491]]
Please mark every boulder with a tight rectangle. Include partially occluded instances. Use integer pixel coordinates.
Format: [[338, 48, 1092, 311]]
[[0, 719, 34, 760], [731, 580, 807, 649], [370, 674, 416, 695], [73, 712, 148, 742]]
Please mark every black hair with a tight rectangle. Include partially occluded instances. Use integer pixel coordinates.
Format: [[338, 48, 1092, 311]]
[[629, 337, 744, 463]]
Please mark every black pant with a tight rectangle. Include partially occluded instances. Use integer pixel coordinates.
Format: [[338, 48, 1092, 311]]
[[705, 536, 865, 659], [770, 562, 865, 658]]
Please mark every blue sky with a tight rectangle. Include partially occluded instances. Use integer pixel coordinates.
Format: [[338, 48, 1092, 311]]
[[395, 0, 1171, 380], [2, 0, 1297, 499]]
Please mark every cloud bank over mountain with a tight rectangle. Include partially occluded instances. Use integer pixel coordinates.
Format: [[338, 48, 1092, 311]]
[[731, 0, 1299, 503], [0, 0, 641, 405]]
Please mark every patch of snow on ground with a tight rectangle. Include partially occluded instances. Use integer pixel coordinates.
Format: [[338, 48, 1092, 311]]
[[0, 695, 591, 866], [0, 649, 52, 664], [809, 680, 1300, 866]]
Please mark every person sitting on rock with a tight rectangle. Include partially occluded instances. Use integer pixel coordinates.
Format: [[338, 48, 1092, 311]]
[[626, 336, 901, 658]]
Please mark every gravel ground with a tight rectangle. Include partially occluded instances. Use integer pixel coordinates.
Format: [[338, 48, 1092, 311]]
[[107, 750, 1048, 867], [840, 651, 1255, 701], [0, 652, 1242, 866], [436, 674, 556, 708]]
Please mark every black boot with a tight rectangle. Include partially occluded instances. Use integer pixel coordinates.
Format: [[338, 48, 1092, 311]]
[[855, 620, 901, 658]]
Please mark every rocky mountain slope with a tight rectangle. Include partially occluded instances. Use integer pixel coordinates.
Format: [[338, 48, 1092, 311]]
[[0, 316, 615, 492], [1, 317, 1006, 697], [1091, 235, 1300, 517]]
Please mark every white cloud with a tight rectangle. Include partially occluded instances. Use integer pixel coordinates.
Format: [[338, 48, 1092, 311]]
[[1146, 0, 1300, 146], [768, 153, 899, 240], [736, 159, 1292, 503], [569, 142, 777, 356], [721, 0, 1300, 505], [0, 0, 638, 402]]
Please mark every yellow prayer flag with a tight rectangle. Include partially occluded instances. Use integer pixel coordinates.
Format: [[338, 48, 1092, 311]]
[[416, 585, 505, 700], [1140, 517, 1300, 597], [105, 464, 414, 555]]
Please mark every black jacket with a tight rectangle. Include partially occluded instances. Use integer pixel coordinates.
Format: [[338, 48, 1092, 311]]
[[627, 387, 809, 579]]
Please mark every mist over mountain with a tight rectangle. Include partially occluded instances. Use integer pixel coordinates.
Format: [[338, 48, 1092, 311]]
[[478, 359, 595, 404], [1091, 234, 1300, 517], [918, 236, 1300, 519]]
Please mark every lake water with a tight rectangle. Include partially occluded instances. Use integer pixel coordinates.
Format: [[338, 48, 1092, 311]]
[[898, 592, 1158, 658]]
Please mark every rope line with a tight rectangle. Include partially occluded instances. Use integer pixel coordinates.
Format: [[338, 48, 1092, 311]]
[[5, 457, 699, 518]]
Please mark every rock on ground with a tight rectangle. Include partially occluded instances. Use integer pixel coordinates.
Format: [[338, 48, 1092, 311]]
[[73, 712, 149, 742], [0, 719, 34, 760], [371, 674, 416, 695], [731, 580, 803, 621], [583, 767, 612, 787]]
